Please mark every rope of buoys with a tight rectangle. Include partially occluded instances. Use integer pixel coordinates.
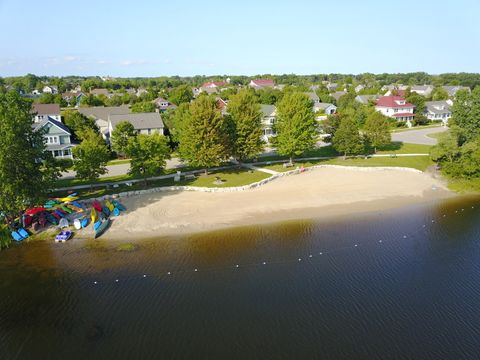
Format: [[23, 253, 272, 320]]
[[90, 204, 479, 285]]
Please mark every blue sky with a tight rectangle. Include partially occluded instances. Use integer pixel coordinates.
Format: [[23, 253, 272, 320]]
[[1, 0, 479, 77]]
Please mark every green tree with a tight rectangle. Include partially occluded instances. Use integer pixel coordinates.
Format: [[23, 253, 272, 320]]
[[332, 116, 364, 159], [130, 101, 156, 113], [126, 133, 171, 186], [431, 87, 449, 101], [364, 111, 391, 153], [451, 87, 480, 141], [168, 85, 193, 105], [406, 92, 426, 114], [72, 129, 110, 187], [62, 110, 99, 141], [178, 96, 229, 174], [38, 93, 55, 104], [111, 121, 136, 157], [273, 92, 317, 163], [227, 89, 264, 161], [0, 92, 53, 219], [170, 103, 190, 143]]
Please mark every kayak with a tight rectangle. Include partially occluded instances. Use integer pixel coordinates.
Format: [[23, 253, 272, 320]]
[[81, 217, 89, 228], [92, 201, 103, 212], [105, 200, 115, 212], [90, 208, 97, 223], [71, 201, 85, 210], [55, 231, 73, 243], [102, 206, 110, 217], [24, 207, 47, 216], [94, 218, 111, 239], [46, 214, 58, 225], [112, 208, 120, 217], [113, 200, 126, 211], [60, 205, 74, 214]]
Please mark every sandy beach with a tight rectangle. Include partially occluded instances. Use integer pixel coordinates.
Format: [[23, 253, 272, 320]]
[[92, 166, 453, 240]]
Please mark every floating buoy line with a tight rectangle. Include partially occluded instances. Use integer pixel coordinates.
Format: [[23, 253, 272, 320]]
[[91, 205, 478, 286]]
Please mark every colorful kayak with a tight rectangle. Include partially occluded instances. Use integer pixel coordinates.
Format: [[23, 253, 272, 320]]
[[81, 217, 89, 228], [24, 207, 47, 215], [94, 219, 111, 239], [105, 200, 115, 212], [112, 208, 120, 217], [90, 208, 97, 223], [92, 201, 103, 212], [102, 206, 110, 217], [11, 231, 24, 242], [60, 205, 74, 214], [113, 200, 126, 211]]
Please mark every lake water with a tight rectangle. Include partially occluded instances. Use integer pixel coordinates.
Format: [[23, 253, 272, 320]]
[[1, 195, 480, 359]]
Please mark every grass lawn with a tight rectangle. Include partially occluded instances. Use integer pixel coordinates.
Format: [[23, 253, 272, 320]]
[[262, 155, 433, 173], [446, 177, 480, 193], [376, 142, 432, 154], [107, 159, 131, 166], [391, 124, 442, 133], [426, 132, 446, 140], [51, 169, 271, 199]]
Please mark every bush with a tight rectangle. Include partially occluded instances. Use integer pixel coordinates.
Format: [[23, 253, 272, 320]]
[[54, 158, 73, 170]]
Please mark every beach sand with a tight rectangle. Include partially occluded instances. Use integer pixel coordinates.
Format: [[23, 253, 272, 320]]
[[95, 167, 453, 240]]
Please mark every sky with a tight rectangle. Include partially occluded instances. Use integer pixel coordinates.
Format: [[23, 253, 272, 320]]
[[1, 0, 479, 77]]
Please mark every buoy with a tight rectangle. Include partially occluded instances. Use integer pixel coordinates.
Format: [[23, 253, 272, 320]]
[[235, 264, 239, 268], [298, 258, 302, 262], [143, 274, 147, 278], [194, 269, 198, 272], [262, 262, 266, 265], [309, 254, 313, 258], [319, 252, 323, 255], [403, 235, 407, 238], [115, 279, 119, 282], [379, 240, 382, 243], [167, 272, 171, 275], [354, 244, 358, 247], [432, 220, 435, 223], [94, 281, 97, 284]]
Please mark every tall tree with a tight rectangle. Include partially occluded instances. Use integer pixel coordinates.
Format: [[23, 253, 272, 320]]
[[126, 133, 171, 186], [63, 110, 99, 141], [431, 87, 449, 101], [130, 101, 156, 113], [451, 87, 480, 141], [364, 112, 391, 153], [227, 89, 264, 162], [169, 103, 190, 143], [168, 85, 193, 105], [273, 92, 317, 163], [0, 92, 52, 218], [72, 129, 110, 187], [111, 121, 136, 157], [332, 116, 364, 159], [178, 96, 229, 174]]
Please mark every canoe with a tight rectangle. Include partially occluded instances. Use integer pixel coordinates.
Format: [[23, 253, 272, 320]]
[[92, 201, 103, 212], [94, 219, 111, 239], [112, 201, 126, 211], [24, 207, 47, 216], [90, 208, 97, 223], [105, 200, 115, 212]]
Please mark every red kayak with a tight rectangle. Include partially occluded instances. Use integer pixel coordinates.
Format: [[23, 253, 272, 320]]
[[24, 207, 47, 215], [92, 201, 103, 212]]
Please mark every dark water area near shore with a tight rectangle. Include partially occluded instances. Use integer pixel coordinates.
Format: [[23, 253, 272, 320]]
[[1, 195, 480, 359]]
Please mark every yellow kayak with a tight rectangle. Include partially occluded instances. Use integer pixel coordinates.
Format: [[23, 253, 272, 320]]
[[105, 200, 115, 212], [59, 196, 79, 203], [90, 208, 97, 223]]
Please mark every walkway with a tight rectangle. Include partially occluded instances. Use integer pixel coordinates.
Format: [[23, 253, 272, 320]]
[[241, 163, 279, 175], [392, 126, 448, 145]]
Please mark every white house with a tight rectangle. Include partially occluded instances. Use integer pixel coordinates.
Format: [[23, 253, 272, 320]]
[[424, 100, 453, 125], [314, 102, 336, 115], [108, 112, 165, 138], [260, 104, 277, 143], [31, 103, 62, 123], [411, 85, 434, 97], [249, 79, 275, 90], [42, 85, 58, 94], [33, 118, 75, 159], [375, 96, 415, 126], [152, 97, 177, 112]]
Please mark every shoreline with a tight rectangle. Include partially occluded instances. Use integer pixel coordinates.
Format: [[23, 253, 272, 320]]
[[77, 166, 455, 242]]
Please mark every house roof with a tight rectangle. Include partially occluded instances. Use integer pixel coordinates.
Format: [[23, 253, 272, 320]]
[[315, 102, 335, 110], [33, 117, 71, 135], [376, 96, 414, 109], [305, 92, 319, 102], [78, 106, 131, 121], [90, 88, 111, 96], [411, 85, 433, 91], [425, 101, 451, 114], [260, 104, 276, 117], [331, 91, 347, 101], [109, 112, 164, 130], [202, 81, 227, 88], [250, 79, 275, 87], [355, 94, 380, 104], [32, 103, 61, 115], [442, 85, 470, 96]]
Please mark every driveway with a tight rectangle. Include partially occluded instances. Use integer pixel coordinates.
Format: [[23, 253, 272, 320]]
[[392, 126, 448, 145]]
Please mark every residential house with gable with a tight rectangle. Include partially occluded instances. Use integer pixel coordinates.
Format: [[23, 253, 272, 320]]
[[33, 118, 75, 159], [78, 105, 131, 140], [249, 79, 275, 90], [375, 96, 415, 126], [108, 112, 165, 137], [42, 85, 58, 94], [424, 100, 452, 125], [411, 85, 434, 97], [442, 85, 471, 98], [152, 97, 177, 112], [260, 104, 277, 143], [32, 103, 62, 123]]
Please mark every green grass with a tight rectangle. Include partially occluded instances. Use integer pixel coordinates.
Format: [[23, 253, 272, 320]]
[[107, 159, 131, 166], [187, 169, 270, 188], [262, 156, 433, 172], [426, 132, 445, 140], [391, 124, 442, 133], [116, 243, 137, 251], [376, 142, 432, 154], [446, 177, 480, 193]]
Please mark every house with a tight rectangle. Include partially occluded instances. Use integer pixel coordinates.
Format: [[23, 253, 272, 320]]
[[424, 100, 453, 125], [136, 88, 148, 97], [90, 88, 114, 98], [411, 85, 434, 97], [32, 103, 61, 123], [152, 97, 177, 112], [305, 92, 320, 105], [355, 84, 365, 93], [62, 91, 84, 105], [375, 96, 415, 126], [42, 85, 58, 94], [33, 118, 75, 159], [216, 98, 228, 115], [108, 113, 164, 137], [249, 79, 275, 90], [260, 104, 277, 143], [314, 103, 336, 115], [382, 84, 408, 96], [78, 105, 131, 140], [202, 81, 228, 89], [326, 83, 338, 92], [331, 91, 347, 102], [355, 94, 380, 105], [32, 89, 42, 95], [442, 85, 470, 98]]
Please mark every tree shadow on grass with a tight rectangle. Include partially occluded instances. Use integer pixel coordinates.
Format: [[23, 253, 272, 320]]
[[377, 141, 402, 152]]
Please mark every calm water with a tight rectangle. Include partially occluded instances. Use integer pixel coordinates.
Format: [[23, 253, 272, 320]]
[[1, 196, 480, 359]]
